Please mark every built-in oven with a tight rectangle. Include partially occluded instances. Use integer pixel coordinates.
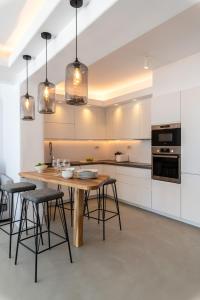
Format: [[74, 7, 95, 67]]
[[151, 123, 181, 183], [152, 147, 181, 184], [152, 123, 181, 147]]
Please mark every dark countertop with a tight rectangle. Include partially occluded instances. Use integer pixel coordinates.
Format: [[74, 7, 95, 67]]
[[69, 160, 151, 170]]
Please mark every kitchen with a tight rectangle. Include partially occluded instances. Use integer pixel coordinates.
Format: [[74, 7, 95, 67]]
[[1, 0, 200, 299]]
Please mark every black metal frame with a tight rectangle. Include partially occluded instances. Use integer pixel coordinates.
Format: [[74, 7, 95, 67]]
[[84, 181, 122, 240], [53, 186, 74, 226], [15, 196, 72, 283], [0, 189, 36, 258]]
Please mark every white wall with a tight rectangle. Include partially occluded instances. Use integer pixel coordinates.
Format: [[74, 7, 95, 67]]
[[153, 51, 200, 96], [0, 83, 21, 181], [20, 81, 44, 171]]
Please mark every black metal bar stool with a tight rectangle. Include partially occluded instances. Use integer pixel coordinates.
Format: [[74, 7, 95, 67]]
[[0, 182, 36, 258], [84, 178, 122, 240], [15, 188, 73, 283], [53, 186, 74, 226]]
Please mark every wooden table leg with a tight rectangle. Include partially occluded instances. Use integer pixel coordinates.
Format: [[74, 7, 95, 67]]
[[73, 188, 84, 247]]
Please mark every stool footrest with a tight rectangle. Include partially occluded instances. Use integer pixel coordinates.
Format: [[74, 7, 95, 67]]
[[84, 208, 119, 222], [19, 229, 68, 255]]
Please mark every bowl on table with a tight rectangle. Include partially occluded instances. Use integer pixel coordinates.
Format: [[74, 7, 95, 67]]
[[61, 167, 75, 179], [34, 164, 48, 173]]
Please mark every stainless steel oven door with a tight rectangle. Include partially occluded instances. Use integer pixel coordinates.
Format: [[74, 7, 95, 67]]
[[152, 154, 181, 184]]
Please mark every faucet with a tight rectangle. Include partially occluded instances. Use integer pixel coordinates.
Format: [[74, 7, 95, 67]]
[[49, 142, 54, 165]]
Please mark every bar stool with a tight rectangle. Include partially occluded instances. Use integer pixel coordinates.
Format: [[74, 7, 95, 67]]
[[84, 178, 122, 240], [0, 182, 36, 258], [15, 188, 73, 283], [0, 173, 13, 223], [53, 186, 74, 226]]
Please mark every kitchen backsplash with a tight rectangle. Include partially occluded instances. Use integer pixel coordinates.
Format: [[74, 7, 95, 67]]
[[44, 140, 151, 164]]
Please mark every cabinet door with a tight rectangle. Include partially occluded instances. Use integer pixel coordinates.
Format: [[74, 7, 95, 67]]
[[44, 123, 75, 139], [75, 107, 106, 139], [152, 180, 180, 217], [95, 108, 106, 139], [106, 100, 151, 140], [116, 167, 151, 208], [44, 104, 74, 124], [140, 98, 151, 139], [181, 86, 200, 174], [151, 91, 181, 125], [181, 174, 200, 224]]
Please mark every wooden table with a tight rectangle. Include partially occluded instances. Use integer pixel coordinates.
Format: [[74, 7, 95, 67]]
[[19, 170, 109, 247]]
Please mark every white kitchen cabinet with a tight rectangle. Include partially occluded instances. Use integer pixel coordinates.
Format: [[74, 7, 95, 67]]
[[44, 123, 75, 139], [140, 98, 151, 139], [75, 106, 106, 139], [152, 180, 181, 218], [116, 166, 151, 208], [181, 174, 200, 224], [181, 86, 200, 175], [151, 91, 181, 125], [106, 99, 151, 139], [44, 104, 75, 124]]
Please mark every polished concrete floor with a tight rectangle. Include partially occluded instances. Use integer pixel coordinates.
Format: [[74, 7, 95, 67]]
[[1, 200, 200, 300]]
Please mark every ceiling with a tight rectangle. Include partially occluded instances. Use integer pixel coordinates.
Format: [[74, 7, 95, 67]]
[[1, 0, 200, 104]]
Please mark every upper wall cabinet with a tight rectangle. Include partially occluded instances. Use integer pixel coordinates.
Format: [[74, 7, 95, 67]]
[[106, 98, 151, 139], [151, 91, 181, 125], [44, 103, 75, 124], [181, 86, 200, 175], [74, 106, 106, 139], [44, 104, 75, 139]]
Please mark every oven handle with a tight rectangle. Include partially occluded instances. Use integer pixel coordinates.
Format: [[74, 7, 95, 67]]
[[152, 154, 180, 159]]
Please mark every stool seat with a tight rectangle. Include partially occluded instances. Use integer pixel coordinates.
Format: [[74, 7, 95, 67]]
[[103, 178, 116, 186], [22, 188, 64, 204], [1, 182, 36, 193]]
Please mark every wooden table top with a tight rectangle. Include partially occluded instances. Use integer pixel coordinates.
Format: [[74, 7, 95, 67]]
[[19, 169, 110, 191]]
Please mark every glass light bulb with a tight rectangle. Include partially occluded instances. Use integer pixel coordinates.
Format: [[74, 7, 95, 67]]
[[44, 86, 49, 101], [73, 67, 82, 86], [25, 97, 30, 111]]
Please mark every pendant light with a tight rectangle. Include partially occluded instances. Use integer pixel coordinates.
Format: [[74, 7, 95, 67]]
[[38, 32, 56, 114], [65, 0, 88, 105], [20, 55, 35, 120]]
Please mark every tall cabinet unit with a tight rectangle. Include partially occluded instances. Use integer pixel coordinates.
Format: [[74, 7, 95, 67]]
[[181, 86, 200, 224], [151, 91, 181, 125], [151, 91, 181, 218]]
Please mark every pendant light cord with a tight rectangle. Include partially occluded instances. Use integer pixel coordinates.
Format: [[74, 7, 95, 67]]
[[75, 5, 78, 61], [26, 59, 29, 94], [45, 38, 48, 82]]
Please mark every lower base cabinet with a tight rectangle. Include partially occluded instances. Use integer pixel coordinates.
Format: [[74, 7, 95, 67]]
[[181, 174, 200, 224], [115, 166, 151, 208], [152, 180, 181, 218]]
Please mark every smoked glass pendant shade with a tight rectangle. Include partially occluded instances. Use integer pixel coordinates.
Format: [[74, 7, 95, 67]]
[[38, 80, 56, 114], [20, 93, 35, 120], [20, 55, 35, 121], [65, 60, 88, 105]]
